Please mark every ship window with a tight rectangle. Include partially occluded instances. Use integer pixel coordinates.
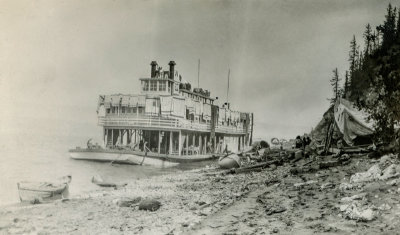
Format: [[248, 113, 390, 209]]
[[112, 107, 116, 113], [106, 108, 110, 114], [150, 81, 157, 91], [121, 107, 126, 113], [132, 107, 137, 113], [159, 81, 166, 91], [143, 81, 149, 91]]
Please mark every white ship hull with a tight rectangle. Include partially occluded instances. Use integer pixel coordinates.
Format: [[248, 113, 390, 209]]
[[69, 150, 180, 168]]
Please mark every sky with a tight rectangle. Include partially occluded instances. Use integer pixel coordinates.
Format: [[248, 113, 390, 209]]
[[0, 0, 399, 144]]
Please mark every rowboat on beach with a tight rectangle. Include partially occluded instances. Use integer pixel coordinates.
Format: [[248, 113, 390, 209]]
[[218, 153, 241, 169], [17, 175, 72, 202]]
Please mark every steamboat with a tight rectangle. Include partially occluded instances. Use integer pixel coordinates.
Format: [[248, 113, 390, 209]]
[[69, 61, 253, 167]]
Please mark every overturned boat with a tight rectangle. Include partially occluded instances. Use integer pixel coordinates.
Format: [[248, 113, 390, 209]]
[[70, 61, 254, 167], [91, 175, 127, 188], [17, 175, 72, 202], [218, 154, 241, 169]]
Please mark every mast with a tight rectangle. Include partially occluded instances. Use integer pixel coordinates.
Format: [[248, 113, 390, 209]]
[[197, 59, 200, 88], [226, 69, 230, 106]]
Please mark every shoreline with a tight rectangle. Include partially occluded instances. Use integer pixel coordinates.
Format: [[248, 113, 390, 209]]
[[2, 154, 400, 234], [0, 165, 264, 234]]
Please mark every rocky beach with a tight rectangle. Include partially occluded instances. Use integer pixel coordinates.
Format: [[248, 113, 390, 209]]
[[2, 151, 400, 235]]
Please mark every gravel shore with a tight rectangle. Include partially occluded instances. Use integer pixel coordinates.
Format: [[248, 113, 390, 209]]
[[2, 154, 400, 234]]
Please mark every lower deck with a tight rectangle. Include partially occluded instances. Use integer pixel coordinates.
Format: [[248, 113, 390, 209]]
[[101, 127, 249, 156]]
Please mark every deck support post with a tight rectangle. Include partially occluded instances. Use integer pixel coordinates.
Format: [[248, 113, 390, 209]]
[[204, 135, 207, 154], [103, 128, 106, 147], [214, 135, 217, 154], [169, 131, 173, 155], [134, 129, 137, 144], [198, 134, 202, 155], [111, 129, 114, 147], [186, 133, 189, 155], [158, 131, 161, 154], [178, 130, 182, 156], [119, 129, 122, 145]]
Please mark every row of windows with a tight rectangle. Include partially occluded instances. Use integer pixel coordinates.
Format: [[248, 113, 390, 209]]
[[142, 80, 169, 92], [106, 107, 145, 114], [180, 91, 213, 104]]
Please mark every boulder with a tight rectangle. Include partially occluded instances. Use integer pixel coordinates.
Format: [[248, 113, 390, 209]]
[[340, 203, 375, 222], [117, 197, 142, 207], [30, 197, 43, 204], [350, 164, 381, 183], [379, 164, 400, 180], [138, 199, 161, 211]]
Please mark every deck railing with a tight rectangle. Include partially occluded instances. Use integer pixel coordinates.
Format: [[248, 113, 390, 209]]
[[98, 116, 247, 134]]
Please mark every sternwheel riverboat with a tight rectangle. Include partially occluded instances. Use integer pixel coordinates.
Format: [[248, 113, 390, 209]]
[[69, 61, 253, 167]]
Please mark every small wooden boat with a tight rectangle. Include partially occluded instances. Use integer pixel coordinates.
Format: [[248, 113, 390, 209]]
[[17, 175, 72, 202], [218, 154, 241, 169], [91, 175, 127, 188]]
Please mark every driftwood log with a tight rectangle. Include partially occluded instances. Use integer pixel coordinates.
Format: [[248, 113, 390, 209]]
[[230, 160, 280, 174]]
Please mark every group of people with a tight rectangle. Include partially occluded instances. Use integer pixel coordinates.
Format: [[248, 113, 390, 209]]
[[295, 134, 312, 150], [87, 139, 101, 149], [184, 141, 218, 155]]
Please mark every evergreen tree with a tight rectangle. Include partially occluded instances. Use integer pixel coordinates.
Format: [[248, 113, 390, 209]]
[[355, 45, 361, 69], [358, 4, 400, 143], [372, 30, 378, 52], [348, 35, 357, 80], [364, 23, 373, 55], [329, 68, 341, 105], [397, 10, 400, 41], [377, 4, 397, 50], [376, 30, 381, 47], [343, 71, 350, 98]]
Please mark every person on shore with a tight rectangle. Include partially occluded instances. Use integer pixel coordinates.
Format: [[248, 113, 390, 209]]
[[302, 134, 311, 149], [295, 136, 303, 149]]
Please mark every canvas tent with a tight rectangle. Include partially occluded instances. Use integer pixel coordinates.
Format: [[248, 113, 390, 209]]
[[334, 98, 374, 146], [311, 98, 375, 148]]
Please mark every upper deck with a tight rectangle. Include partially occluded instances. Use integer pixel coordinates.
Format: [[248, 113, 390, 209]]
[[98, 115, 249, 134], [96, 61, 253, 136]]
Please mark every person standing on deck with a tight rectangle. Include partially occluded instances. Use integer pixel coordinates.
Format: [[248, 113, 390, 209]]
[[139, 140, 144, 151], [223, 144, 228, 154], [207, 141, 212, 153], [143, 141, 148, 156], [217, 139, 223, 153]]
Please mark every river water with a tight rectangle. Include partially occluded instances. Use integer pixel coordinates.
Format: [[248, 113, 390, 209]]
[[0, 117, 213, 206]]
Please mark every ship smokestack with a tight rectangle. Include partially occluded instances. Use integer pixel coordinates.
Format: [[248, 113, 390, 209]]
[[150, 61, 158, 78], [168, 61, 176, 79]]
